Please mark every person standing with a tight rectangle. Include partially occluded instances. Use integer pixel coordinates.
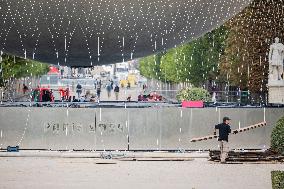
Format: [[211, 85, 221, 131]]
[[76, 83, 82, 99], [142, 84, 147, 92], [22, 84, 29, 94], [96, 85, 101, 102], [110, 80, 114, 90], [64, 87, 70, 101], [214, 117, 232, 163], [106, 84, 112, 98], [94, 79, 97, 89], [71, 81, 75, 92], [98, 80, 102, 89], [114, 85, 120, 100], [127, 81, 131, 89]]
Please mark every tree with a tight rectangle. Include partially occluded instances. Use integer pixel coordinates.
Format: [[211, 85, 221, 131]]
[[138, 52, 164, 80], [159, 48, 180, 83], [142, 25, 228, 87], [220, 0, 284, 99], [0, 54, 49, 87]]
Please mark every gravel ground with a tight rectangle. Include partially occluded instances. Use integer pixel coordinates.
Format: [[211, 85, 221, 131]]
[[0, 156, 283, 189]]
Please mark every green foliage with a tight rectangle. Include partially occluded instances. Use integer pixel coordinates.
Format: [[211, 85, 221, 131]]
[[0, 54, 49, 87], [271, 116, 284, 155], [138, 52, 164, 80], [176, 87, 210, 102], [138, 26, 228, 87], [160, 48, 180, 83], [271, 171, 284, 189], [219, 0, 284, 93]]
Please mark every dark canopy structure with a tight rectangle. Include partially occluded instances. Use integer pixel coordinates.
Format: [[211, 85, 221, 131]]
[[0, 0, 252, 67]]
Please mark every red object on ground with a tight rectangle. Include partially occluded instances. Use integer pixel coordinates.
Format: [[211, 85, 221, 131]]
[[48, 66, 59, 74], [32, 87, 54, 102], [182, 100, 204, 108], [58, 87, 70, 100], [64, 88, 69, 99], [59, 88, 65, 97]]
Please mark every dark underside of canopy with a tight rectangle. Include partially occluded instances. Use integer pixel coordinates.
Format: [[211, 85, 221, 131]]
[[0, 0, 252, 66]]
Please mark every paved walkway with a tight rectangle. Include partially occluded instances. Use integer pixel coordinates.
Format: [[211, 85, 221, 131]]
[[0, 154, 283, 189], [9, 85, 143, 102], [70, 86, 143, 101]]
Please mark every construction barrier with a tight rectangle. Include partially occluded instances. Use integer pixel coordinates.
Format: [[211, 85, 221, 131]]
[[0, 107, 283, 150]]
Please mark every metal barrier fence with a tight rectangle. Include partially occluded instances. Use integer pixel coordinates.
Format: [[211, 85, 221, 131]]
[[0, 107, 283, 151], [143, 89, 266, 105], [146, 79, 268, 105]]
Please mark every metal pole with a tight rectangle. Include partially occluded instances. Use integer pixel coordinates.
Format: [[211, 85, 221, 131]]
[[0, 51, 2, 102], [0, 51, 3, 79]]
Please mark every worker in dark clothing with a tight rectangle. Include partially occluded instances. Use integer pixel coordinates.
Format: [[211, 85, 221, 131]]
[[214, 117, 232, 163], [114, 85, 120, 100]]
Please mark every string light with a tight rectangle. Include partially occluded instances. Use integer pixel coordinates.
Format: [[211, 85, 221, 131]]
[[0, 0, 251, 66]]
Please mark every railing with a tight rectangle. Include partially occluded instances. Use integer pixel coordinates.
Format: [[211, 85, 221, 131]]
[[212, 91, 268, 105], [144, 89, 267, 106]]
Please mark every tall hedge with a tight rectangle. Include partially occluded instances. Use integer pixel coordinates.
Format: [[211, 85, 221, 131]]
[[271, 171, 284, 189], [271, 116, 284, 154]]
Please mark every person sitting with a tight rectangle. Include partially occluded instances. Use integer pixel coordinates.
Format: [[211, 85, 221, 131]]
[[127, 95, 131, 102], [84, 90, 92, 101], [23, 84, 29, 94], [147, 92, 155, 101], [138, 94, 144, 101], [152, 91, 159, 101], [138, 93, 147, 101], [72, 96, 79, 102], [90, 94, 96, 102]]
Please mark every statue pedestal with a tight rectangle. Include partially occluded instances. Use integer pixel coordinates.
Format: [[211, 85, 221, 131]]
[[268, 80, 284, 104]]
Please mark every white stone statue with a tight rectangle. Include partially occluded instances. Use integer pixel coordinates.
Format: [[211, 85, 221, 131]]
[[269, 37, 284, 81]]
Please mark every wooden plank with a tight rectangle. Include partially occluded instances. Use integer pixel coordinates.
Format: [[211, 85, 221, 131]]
[[208, 149, 284, 162], [190, 122, 267, 142]]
